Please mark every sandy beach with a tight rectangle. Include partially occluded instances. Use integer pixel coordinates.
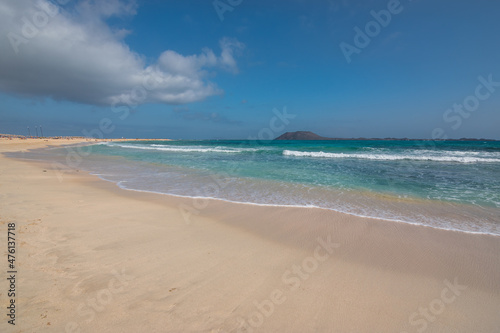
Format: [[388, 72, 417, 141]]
[[1, 138, 500, 333]]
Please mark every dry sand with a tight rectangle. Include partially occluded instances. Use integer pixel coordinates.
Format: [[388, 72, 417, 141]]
[[1, 138, 499, 332]]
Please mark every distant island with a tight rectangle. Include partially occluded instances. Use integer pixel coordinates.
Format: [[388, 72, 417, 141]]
[[274, 131, 334, 140], [273, 131, 498, 141]]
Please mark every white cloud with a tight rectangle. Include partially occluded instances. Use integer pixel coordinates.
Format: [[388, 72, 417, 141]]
[[0, 0, 244, 106]]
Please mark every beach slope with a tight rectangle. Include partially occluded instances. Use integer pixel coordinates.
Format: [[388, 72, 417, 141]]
[[1, 139, 499, 332]]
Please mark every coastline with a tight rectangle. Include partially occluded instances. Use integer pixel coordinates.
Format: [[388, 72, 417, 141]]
[[1, 139, 500, 332], [111, 182, 500, 237]]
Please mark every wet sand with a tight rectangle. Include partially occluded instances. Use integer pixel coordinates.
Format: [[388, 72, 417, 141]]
[[1, 138, 499, 332]]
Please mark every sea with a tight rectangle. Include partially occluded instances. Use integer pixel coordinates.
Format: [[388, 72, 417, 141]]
[[19, 139, 500, 235]]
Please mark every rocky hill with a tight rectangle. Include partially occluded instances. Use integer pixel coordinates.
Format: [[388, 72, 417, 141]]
[[274, 131, 333, 140]]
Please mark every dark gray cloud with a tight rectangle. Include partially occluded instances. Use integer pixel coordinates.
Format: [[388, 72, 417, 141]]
[[0, 0, 243, 106]]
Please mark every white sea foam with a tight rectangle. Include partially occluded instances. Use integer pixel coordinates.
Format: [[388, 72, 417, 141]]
[[108, 177, 499, 236], [110, 143, 246, 153], [22, 143, 500, 235], [283, 150, 500, 163]]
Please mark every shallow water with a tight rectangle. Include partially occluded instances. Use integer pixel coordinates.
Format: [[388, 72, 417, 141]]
[[15, 139, 500, 235]]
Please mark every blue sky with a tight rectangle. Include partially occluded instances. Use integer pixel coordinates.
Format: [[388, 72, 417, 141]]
[[1, 0, 499, 139]]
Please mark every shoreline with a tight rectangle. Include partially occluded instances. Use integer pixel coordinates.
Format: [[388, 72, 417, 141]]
[[111, 179, 499, 237], [8, 137, 500, 235], [65, 140, 500, 236], [1, 139, 500, 332], [11, 138, 500, 236]]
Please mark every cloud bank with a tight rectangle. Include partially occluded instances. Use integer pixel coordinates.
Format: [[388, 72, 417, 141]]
[[0, 0, 244, 106]]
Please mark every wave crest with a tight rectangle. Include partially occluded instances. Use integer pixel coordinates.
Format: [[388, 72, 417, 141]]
[[282, 150, 500, 163], [108, 143, 248, 153]]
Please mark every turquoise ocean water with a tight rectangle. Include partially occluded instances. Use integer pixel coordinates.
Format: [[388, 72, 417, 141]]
[[22, 140, 500, 235]]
